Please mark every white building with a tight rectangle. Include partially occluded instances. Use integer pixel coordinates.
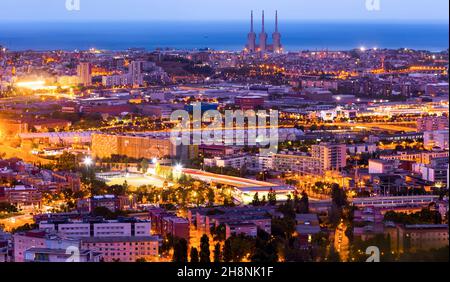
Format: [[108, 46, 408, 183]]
[[423, 130, 449, 150], [102, 74, 132, 87], [368, 159, 398, 174], [129, 60, 145, 87], [39, 219, 151, 238], [347, 143, 377, 154], [204, 154, 273, 172]]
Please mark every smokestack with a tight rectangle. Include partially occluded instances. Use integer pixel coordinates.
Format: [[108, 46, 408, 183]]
[[262, 10, 265, 32], [275, 10, 278, 32], [251, 10, 254, 32]]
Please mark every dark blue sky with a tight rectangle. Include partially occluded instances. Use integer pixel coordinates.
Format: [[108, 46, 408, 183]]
[[0, 0, 448, 21]]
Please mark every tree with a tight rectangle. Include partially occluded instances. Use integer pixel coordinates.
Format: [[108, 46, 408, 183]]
[[190, 247, 199, 263], [91, 206, 115, 219], [107, 184, 126, 196], [56, 152, 78, 171], [0, 202, 18, 213], [222, 239, 232, 262], [172, 238, 188, 262], [261, 195, 267, 206], [298, 190, 309, 213], [327, 245, 340, 262], [140, 159, 149, 173], [251, 237, 278, 262], [213, 243, 222, 262], [200, 234, 211, 262], [252, 192, 261, 206], [207, 188, 215, 206], [228, 234, 255, 262], [331, 183, 347, 208], [210, 223, 226, 242], [268, 188, 277, 205]]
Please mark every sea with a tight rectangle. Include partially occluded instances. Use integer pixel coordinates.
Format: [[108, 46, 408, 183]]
[[0, 20, 448, 52]]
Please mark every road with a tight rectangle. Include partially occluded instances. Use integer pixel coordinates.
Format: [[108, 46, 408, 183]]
[[328, 122, 417, 132], [334, 220, 350, 262]]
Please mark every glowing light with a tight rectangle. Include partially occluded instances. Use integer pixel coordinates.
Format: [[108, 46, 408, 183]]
[[16, 80, 46, 90], [152, 157, 158, 164], [174, 163, 183, 172], [83, 156, 93, 167], [359, 46, 366, 52]]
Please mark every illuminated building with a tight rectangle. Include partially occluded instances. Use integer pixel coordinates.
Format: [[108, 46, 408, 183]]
[[390, 224, 449, 252], [272, 11, 282, 53], [258, 10, 268, 52], [234, 95, 265, 110], [244, 10, 282, 53], [77, 62, 92, 86], [423, 130, 449, 150], [39, 218, 151, 238], [91, 133, 196, 161], [81, 236, 159, 262], [246, 11, 257, 52], [311, 143, 347, 172], [129, 60, 144, 87], [417, 116, 449, 132]]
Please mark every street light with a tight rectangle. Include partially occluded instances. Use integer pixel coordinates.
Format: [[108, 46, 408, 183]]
[[83, 156, 93, 167], [152, 157, 158, 164], [174, 163, 183, 173]]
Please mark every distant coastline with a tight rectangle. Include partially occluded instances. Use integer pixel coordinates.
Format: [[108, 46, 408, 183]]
[[0, 20, 448, 52]]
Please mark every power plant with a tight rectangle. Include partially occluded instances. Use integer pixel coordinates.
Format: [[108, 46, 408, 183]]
[[245, 10, 282, 54]]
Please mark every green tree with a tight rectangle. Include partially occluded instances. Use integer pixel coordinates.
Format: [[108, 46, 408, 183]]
[[229, 234, 255, 262], [57, 152, 78, 171], [173, 238, 188, 262], [261, 195, 267, 206], [140, 159, 149, 173], [0, 202, 18, 213], [200, 234, 211, 262], [222, 239, 232, 262], [331, 183, 347, 208], [213, 243, 222, 262], [298, 191, 309, 213], [252, 192, 261, 206], [207, 188, 215, 206], [268, 188, 277, 205], [190, 247, 199, 263]]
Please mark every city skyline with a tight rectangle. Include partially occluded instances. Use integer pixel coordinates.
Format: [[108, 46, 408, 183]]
[[0, 0, 448, 268]]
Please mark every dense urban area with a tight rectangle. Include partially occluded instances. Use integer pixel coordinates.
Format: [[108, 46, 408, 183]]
[[0, 13, 449, 262]]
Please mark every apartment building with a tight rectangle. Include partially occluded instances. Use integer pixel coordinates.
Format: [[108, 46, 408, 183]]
[[311, 143, 347, 172], [81, 236, 159, 262], [39, 218, 151, 238]]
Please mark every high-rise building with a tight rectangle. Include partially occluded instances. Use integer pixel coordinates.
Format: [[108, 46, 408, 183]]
[[77, 62, 92, 86], [129, 60, 144, 87], [259, 10, 268, 52], [417, 116, 449, 132], [311, 143, 347, 172], [272, 11, 282, 53], [246, 11, 257, 52]]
